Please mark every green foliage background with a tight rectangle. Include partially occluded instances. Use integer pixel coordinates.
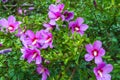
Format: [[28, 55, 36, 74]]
[[0, 0, 120, 80]]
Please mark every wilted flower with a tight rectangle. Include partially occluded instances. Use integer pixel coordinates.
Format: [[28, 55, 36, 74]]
[[39, 30, 53, 49], [24, 10, 27, 15], [0, 15, 21, 33], [2, 0, 8, 3], [84, 40, 105, 64], [94, 62, 113, 80], [20, 30, 42, 48], [63, 10, 74, 22], [69, 17, 88, 36], [37, 65, 50, 80], [18, 8, 23, 15], [16, 26, 26, 37], [0, 48, 12, 54], [0, 43, 2, 47], [28, 7, 34, 10], [44, 60, 50, 64], [21, 47, 42, 64], [93, 0, 97, 7], [48, 4, 64, 21]]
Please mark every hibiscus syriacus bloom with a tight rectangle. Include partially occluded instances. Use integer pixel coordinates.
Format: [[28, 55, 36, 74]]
[[69, 17, 88, 36], [63, 10, 74, 22], [84, 40, 105, 64], [37, 65, 50, 80], [0, 15, 21, 33], [39, 30, 53, 49], [48, 4, 65, 21], [21, 48, 42, 64], [94, 62, 113, 80], [20, 30, 42, 48]]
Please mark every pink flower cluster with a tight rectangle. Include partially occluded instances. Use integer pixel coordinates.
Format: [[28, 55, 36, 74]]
[[46, 2, 88, 36], [19, 29, 52, 79], [0, 16, 51, 80], [84, 40, 113, 80]]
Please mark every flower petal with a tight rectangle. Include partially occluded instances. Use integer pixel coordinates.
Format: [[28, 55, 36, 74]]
[[95, 57, 102, 64], [61, 15, 65, 21], [93, 67, 98, 77], [50, 20, 56, 25], [25, 30, 35, 39], [42, 73, 47, 80], [42, 44, 48, 49], [49, 42, 53, 48], [0, 18, 8, 27], [57, 3, 64, 12], [78, 31, 84, 36], [103, 64, 113, 74], [27, 55, 33, 63], [85, 44, 93, 53], [69, 21, 75, 29], [37, 65, 43, 74], [96, 77, 103, 80], [76, 17, 84, 26], [36, 56, 42, 64], [49, 4, 59, 12], [48, 11, 56, 19], [8, 15, 16, 24], [45, 69, 50, 76], [80, 24, 88, 31], [102, 74, 111, 80], [93, 40, 102, 50], [84, 53, 94, 61], [43, 23, 51, 28], [36, 31, 42, 39], [13, 22, 20, 29], [99, 48, 105, 56]]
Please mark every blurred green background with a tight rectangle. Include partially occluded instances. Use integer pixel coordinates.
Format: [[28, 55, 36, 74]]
[[0, 0, 120, 80]]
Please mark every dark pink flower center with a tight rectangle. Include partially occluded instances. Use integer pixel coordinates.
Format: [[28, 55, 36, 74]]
[[45, 36, 52, 43], [92, 49, 98, 57], [8, 25, 14, 31], [74, 26, 80, 32], [32, 51, 38, 59], [40, 68, 46, 73], [59, 8, 63, 12], [98, 69, 103, 77], [32, 38, 38, 45], [64, 13, 68, 18], [48, 24, 54, 30], [54, 12, 61, 20]]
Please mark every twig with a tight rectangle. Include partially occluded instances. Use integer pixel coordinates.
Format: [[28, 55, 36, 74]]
[[69, 68, 76, 80]]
